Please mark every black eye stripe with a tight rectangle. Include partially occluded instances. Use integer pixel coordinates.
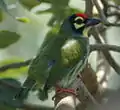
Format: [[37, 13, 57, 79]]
[[75, 19, 83, 24]]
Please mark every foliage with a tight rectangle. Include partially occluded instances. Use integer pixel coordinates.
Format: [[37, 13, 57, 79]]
[[0, 31, 20, 48], [0, 58, 28, 78], [0, 0, 119, 110]]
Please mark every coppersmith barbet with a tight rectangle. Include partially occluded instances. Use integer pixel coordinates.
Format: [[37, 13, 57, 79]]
[[15, 13, 101, 101]]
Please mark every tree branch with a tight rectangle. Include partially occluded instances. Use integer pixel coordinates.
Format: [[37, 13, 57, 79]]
[[92, 0, 120, 27], [108, 4, 120, 10], [92, 0, 108, 23], [107, 12, 120, 17], [0, 59, 31, 72], [54, 64, 101, 110], [92, 28, 120, 75], [90, 44, 120, 52], [105, 23, 120, 27], [85, 0, 93, 17]]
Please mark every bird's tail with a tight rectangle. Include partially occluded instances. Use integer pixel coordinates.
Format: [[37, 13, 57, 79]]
[[38, 89, 48, 101], [38, 82, 50, 101], [14, 76, 36, 100]]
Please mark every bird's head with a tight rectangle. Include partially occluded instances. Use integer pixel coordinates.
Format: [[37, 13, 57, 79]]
[[60, 13, 101, 37]]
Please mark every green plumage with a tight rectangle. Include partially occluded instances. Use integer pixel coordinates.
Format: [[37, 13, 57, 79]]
[[14, 13, 101, 101], [15, 30, 89, 100]]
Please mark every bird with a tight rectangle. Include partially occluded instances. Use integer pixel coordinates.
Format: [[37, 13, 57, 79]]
[[14, 13, 101, 101]]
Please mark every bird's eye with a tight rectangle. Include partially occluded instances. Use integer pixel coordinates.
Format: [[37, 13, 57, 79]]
[[73, 16, 85, 30], [76, 19, 83, 24], [75, 17, 84, 24]]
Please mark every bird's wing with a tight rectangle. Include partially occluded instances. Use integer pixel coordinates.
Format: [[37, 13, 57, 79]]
[[28, 34, 60, 86]]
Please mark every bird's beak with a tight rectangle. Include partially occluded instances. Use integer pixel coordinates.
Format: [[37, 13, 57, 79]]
[[86, 18, 101, 26]]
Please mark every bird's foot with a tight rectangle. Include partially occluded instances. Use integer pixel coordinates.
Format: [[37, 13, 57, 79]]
[[52, 86, 77, 100]]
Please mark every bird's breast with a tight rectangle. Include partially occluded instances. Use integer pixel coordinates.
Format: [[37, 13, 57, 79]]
[[61, 38, 88, 67]]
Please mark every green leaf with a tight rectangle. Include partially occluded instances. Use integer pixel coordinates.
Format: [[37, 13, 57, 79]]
[[0, 58, 28, 79], [19, 0, 41, 10], [15, 16, 30, 23], [0, 31, 20, 48]]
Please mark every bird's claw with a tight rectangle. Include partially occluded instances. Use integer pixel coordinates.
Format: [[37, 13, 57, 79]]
[[52, 87, 77, 100]]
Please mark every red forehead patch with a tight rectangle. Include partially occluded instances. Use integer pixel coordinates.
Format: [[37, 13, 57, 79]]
[[76, 13, 88, 19]]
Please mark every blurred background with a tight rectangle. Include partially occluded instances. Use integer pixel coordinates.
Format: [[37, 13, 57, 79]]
[[0, 0, 120, 110]]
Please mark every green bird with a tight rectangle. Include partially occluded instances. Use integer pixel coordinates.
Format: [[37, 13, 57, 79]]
[[15, 13, 101, 101]]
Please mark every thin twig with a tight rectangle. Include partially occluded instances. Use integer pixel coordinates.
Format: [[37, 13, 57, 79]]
[[100, 0, 108, 16], [105, 23, 120, 27], [108, 4, 120, 10], [90, 44, 120, 52], [95, 20, 110, 86], [84, 0, 100, 106], [101, 0, 120, 10], [92, 0, 120, 27], [92, 0, 108, 23], [92, 28, 120, 75], [85, 0, 93, 17], [91, 0, 120, 74], [100, 0, 108, 7], [0, 59, 31, 72], [107, 12, 120, 17]]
